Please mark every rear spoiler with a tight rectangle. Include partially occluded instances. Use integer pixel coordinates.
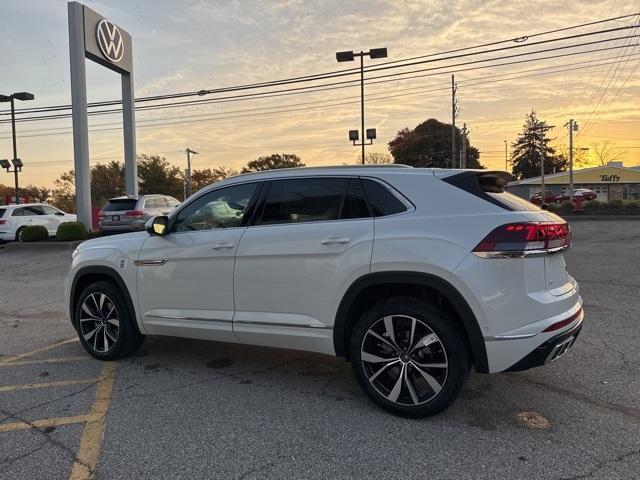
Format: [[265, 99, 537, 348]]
[[441, 170, 515, 210]]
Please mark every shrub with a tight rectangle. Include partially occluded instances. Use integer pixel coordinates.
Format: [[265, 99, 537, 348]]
[[545, 202, 559, 212], [606, 199, 623, 209], [56, 222, 88, 241], [583, 200, 602, 213], [19, 225, 49, 242], [557, 201, 574, 215], [622, 200, 640, 211]]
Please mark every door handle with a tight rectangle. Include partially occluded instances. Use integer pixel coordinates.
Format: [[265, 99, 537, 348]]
[[212, 242, 235, 250], [321, 237, 350, 245]]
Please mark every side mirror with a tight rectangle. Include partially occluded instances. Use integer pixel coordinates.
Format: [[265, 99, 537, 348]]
[[145, 215, 169, 236]]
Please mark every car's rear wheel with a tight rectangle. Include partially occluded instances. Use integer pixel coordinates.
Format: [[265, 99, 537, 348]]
[[75, 281, 144, 360], [350, 296, 470, 418], [15, 227, 25, 242]]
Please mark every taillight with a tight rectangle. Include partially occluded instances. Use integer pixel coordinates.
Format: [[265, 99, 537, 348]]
[[0, 220, 6, 225], [473, 222, 570, 258], [124, 210, 144, 217]]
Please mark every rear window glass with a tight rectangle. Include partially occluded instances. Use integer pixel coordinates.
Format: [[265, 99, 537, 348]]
[[361, 179, 408, 216], [103, 199, 138, 211], [0, 209, 5, 218], [488, 191, 542, 211]]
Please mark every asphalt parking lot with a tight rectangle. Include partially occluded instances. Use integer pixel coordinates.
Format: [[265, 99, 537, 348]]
[[0, 220, 639, 480]]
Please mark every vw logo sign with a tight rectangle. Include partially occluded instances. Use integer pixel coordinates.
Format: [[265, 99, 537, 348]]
[[96, 19, 124, 63]]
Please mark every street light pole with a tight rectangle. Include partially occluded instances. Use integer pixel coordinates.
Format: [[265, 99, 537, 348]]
[[10, 97, 18, 204], [0, 92, 34, 204], [336, 48, 387, 164], [359, 52, 365, 165]]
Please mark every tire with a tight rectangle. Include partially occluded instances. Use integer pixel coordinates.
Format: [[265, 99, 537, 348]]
[[15, 227, 25, 242], [350, 296, 470, 418], [74, 280, 144, 360]]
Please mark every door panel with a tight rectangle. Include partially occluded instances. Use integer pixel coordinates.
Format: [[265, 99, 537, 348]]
[[136, 182, 259, 342], [234, 218, 373, 354], [137, 229, 244, 342]]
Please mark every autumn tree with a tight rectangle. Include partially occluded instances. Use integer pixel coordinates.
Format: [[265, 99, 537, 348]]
[[364, 152, 393, 165], [137, 154, 183, 199], [591, 141, 624, 166], [510, 111, 567, 179], [388, 118, 483, 169], [191, 166, 238, 192], [241, 153, 304, 173]]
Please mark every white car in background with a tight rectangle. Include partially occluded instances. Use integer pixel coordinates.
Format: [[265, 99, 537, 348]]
[[0, 203, 77, 242]]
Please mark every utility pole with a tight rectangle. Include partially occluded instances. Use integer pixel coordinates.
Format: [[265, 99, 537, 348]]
[[565, 119, 578, 199], [185, 148, 198, 198], [451, 74, 457, 168], [460, 123, 468, 169], [504, 140, 508, 172], [540, 124, 545, 199]]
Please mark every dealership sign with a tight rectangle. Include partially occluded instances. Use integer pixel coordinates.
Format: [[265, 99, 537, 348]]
[[68, 2, 137, 231]]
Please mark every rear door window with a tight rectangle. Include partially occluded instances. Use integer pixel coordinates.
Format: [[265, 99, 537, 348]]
[[256, 178, 346, 225], [103, 199, 138, 212]]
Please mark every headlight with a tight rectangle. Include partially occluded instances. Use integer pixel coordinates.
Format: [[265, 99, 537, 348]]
[[71, 247, 80, 260]]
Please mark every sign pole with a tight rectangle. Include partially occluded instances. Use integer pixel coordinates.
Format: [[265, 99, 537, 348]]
[[122, 73, 137, 196], [68, 2, 92, 230]]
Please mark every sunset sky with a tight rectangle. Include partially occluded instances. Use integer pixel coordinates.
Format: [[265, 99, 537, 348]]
[[1, 0, 639, 188]]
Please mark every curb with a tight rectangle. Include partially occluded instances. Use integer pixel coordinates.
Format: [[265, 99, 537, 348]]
[[0, 240, 85, 252]]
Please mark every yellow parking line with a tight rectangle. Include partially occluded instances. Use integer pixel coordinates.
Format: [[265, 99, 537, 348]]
[[0, 378, 97, 393], [0, 356, 89, 368], [0, 337, 79, 366], [69, 362, 117, 480], [0, 414, 98, 433]]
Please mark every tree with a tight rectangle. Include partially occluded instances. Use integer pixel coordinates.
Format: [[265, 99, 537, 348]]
[[388, 118, 483, 169], [241, 153, 304, 173], [137, 154, 183, 199], [191, 166, 238, 192], [91, 161, 126, 206], [510, 111, 567, 179], [364, 152, 393, 165], [591, 141, 624, 166], [21, 185, 51, 203]]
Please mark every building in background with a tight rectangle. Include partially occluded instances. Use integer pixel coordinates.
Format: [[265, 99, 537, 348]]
[[507, 162, 640, 202]]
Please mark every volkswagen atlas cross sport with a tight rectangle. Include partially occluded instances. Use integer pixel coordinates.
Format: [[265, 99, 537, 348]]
[[65, 165, 583, 417]]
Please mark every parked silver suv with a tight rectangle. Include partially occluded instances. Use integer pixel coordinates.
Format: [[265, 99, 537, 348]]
[[98, 195, 180, 233]]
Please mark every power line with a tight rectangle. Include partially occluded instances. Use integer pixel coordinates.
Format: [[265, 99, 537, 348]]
[[1, 16, 638, 118], [3, 53, 637, 142], [4, 39, 638, 126]]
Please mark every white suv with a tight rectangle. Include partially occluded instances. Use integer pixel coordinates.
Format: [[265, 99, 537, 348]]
[[65, 166, 583, 417], [0, 203, 77, 242]]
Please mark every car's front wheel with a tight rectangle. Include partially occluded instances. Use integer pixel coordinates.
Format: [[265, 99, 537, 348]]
[[75, 281, 144, 360], [350, 296, 470, 418]]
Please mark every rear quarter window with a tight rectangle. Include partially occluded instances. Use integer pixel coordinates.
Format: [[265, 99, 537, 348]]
[[0, 208, 5, 218], [361, 178, 408, 216]]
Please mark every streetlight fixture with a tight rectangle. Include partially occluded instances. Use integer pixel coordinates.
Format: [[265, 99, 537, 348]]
[[0, 91, 35, 204], [336, 47, 387, 164]]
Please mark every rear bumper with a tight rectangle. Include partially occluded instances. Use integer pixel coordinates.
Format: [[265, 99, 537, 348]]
[[506, 316, 583, 371], [99, 221, 145, 232]]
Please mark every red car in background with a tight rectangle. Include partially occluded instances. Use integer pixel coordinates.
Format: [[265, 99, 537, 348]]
[[555, 188, 598, 203], [529, 191, 558, 205]]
